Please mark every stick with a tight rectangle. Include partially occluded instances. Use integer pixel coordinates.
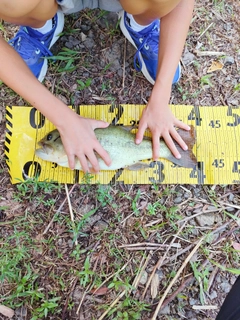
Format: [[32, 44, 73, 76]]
[[196, 50, 226, 57], [65, 184, 78, 246], [197, 22, 214, 40], [151, 237, 205, 320], [43, 184, 76, 234], [141, 222, 187, 299]]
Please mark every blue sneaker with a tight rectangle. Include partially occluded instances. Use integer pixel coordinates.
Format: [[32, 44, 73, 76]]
[[119, 11, 181, 85], [9, 11, 64, 82]]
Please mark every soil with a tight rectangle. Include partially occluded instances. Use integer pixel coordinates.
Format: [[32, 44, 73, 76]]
[[0, 1, 239, 319]]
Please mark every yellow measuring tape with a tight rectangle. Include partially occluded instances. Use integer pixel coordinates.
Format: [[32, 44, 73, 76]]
[[4, 105, 240, 185]]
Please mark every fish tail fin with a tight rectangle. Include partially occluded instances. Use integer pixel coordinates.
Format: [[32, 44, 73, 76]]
[[168, 125, 197, 168]]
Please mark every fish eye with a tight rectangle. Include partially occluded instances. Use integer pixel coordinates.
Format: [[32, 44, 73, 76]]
[[47, 133, 52, 141]]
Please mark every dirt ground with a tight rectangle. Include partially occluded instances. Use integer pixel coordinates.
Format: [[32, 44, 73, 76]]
[[0, 0, 240, 319]]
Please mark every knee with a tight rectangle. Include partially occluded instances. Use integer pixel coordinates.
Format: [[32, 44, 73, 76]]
[[0, 0, 41, 18], [0, 0, 57, 20]]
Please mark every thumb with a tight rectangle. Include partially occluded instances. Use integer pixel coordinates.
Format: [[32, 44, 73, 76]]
[[92, 119, 110, 130]]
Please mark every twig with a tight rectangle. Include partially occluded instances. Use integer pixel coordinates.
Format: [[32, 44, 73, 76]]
[[98, 290, 126, 320], [65, 184, 78, 246], [151, 237, 205, 320], [177, 208, 223, 224], [76, 284, 91, 315], [197, 22, 214, 40], [192, 305, 218, 310], [141, 222, 187, 299], [62, 277, 78, 320], [97, 253, 151, 320], [195, 50, 226, 57], [43, 184, 77, 234], [159, 275, 193, 310]]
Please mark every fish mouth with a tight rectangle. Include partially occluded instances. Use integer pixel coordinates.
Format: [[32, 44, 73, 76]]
[[36, 143, 54, 155]]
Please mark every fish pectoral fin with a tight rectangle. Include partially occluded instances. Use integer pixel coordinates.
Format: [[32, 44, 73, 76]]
[[125, 162, 150, 171]]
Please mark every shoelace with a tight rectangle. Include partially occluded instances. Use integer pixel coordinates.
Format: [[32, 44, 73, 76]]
[[133, 24, 159, 72], [9, 29, 53, 60]]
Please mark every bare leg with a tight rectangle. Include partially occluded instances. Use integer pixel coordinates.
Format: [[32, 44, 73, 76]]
[[119, 0, 181, 24], [0, 0, 58, 27]]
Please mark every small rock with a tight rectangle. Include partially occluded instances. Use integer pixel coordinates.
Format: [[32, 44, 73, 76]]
[[189, 298, 198, 306], [228, 193, 235, 202], [68, 239, 74, 248], [224, 23, 232, 32], [174, 196, 183, 204], [227, 98, 239, 106], [139, 270, 148, 285], [220, 282, 231, 293], [182, 48, 196, 66], [83, 38, 95, 49], [80, 32, 87, 42], [158, 304, 170, 315], [184, 192, 191, 199], [209, 290, 218, 300], [195, 213, 215, 226], [224, 56, 235, 65], [225, 206, 235, 212]]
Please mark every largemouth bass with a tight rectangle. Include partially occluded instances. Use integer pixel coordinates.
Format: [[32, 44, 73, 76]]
[[35, 125, 197, 170]]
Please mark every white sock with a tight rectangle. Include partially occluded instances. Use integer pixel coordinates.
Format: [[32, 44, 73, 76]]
[[126, 13, 152, 32], [32, 19, 53, 34]]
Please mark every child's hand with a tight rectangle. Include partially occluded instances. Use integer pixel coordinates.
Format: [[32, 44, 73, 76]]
[[135, 103, 190, 160], [58, 113, 111, 173]]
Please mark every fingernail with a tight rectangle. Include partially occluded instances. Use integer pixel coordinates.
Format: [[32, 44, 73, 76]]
[[135, 139, 140, 144], [176, 154, 181, 159], [184, 145, 188, 151]]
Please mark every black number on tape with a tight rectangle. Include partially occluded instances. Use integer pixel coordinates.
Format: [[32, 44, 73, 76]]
[[29, 108, 45, 129], [109, 168, 124, 185], [189, 161, 206, 184], [22, 161, 41, 180], [209, 120, 221, 128], [109, 105, 124, 125], [187, 107, 202, 126], [232, 161, 240, 173], [212, 159, 224, 168], [149, 161, 165, 183], [227, 107, 240, 127], [130, 120, 140, 126]]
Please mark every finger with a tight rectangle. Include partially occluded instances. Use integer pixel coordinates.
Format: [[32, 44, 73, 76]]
[[163, 132, 181, 159], [152, 132, 160, 160], [78, 154, 91, 173], [135, 122, 147, 144], [67, 153, 76, 170], [85, 151, 100, 173], [171, 129, 188, 151], [95, 144, 112, 167], [175, 119, 190, 131]]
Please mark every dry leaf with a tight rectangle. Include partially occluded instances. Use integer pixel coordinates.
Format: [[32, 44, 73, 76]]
[[90, 287, 108, 296], [207, 60, 224, 73], [232, 242, 240, 252], [151, 273, 160, 299], [0, 305, 14, 318]]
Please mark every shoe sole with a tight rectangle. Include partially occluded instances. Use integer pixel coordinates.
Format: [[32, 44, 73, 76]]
[[38, 10, 65, 82], [119, 10, 181, 85]]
